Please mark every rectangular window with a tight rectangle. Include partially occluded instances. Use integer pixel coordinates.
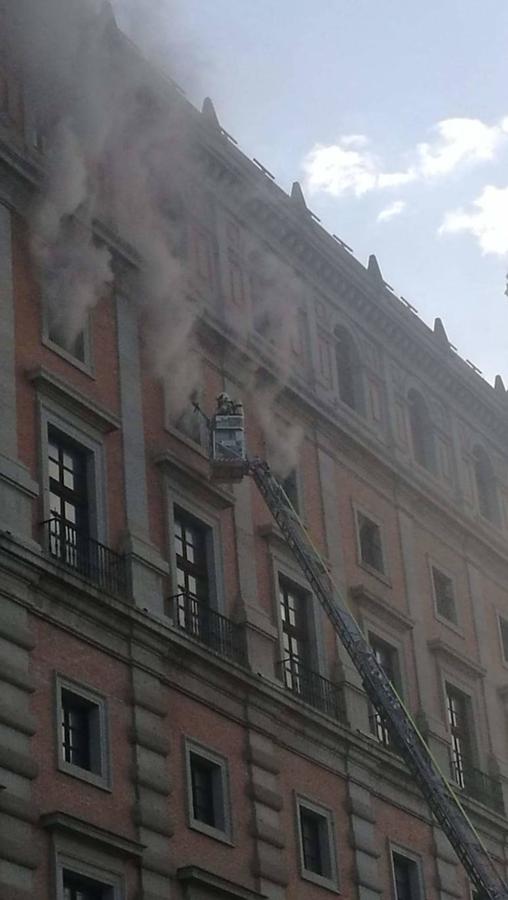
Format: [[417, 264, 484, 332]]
[[499, 616, 508, 664], [432, 567, 457, 624], [446, 684, 473, 788], [56, 677, 109, 789], [185, 741, 231, 842], [48, 321, 87, 363], [47, 428, 90, 572], [357, 512, 384, 573], [392, 851, 423, 900], [279, 577, 310, 694], [296, 797, 339, 891], [63, 870, 109, 900], [281, 468, 300, 513], [369, 634, 399, 747], [174, 508, 211, 635]]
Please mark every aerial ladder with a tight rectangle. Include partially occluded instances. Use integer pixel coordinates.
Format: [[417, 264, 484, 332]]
[[206, 394, 508, 900]]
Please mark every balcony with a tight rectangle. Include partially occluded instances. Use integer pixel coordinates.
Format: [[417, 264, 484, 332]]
[[42, 518, 128, 597], [454, 763, 505, 815], [278, 657, 345, 721], [170, 592, 247, 667]]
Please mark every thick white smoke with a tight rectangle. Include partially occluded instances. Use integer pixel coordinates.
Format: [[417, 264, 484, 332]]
[[4, 0, 306, 465]]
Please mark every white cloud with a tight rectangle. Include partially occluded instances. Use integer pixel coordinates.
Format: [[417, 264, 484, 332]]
[[417, 118, 508, 178], [377, 200, 406, 222], [439, 185, 508, 255], [302, 116, 508, 199]]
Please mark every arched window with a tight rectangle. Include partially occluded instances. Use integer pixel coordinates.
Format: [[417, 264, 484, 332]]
[[335, 326, 363, 412], [407, 389, 435, 471], [473, 446, 499, 523]]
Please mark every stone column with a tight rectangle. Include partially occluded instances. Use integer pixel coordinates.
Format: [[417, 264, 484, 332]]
[[0, 589, 38, 900], [246, 728, 288, 899], [130, 666, 173, 900], [115, 289, 169, 615], [346, 761, 382, 900], [0, 202, 39, 545]]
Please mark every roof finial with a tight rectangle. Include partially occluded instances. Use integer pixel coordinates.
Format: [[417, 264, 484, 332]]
[[290, 181, 308, 211], [201, 97, 220, 127], [433, 317, 449, 348], [367, 254, 384, 286]]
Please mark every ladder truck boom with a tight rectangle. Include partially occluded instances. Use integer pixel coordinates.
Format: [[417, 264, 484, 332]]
[[208, 395, 508, 900]]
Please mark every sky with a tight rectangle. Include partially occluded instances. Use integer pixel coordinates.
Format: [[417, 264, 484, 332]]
[[113, 0, 508, 386]]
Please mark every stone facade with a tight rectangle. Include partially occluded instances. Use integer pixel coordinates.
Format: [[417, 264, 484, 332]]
[[1, 11, 508, 900]]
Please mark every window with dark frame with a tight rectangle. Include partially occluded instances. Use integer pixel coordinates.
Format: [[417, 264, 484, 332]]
[[296, 799, 337, 889], [279, 578, 310, 693], [446, 684, 473, 789], [60, 687, 101, 776], [357, 513, 384, 573], [48, 320, 87, 363], [473, 446, 498, 524], [187, 747, 228, 837], [281, 468, 299, 513], [392, 852, 421, 900], [174, 509, 210, 635], [48, 428, 90, 569], [369, 634, 399, 747], [190, 752, 217, 827], [432, 567, 457, 624], [335, 325, 358, 410], [300, 807, 326, 875], [63, 868, 108, 900], [407, 389, 435, 472], [499, 616, 508, 664]]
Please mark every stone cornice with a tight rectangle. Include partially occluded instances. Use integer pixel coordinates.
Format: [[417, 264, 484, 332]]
[[40, 811, 145, 857], [350, 585, 414, 631], [427, 638, 486, 679], [154, 448, 235, 509], [27, 366, 121, 433]]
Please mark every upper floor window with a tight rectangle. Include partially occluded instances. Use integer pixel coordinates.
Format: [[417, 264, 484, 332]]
[[369, 634, 400, 746], [357, 512, 385, 574], [56, 676, 109, 789], [392, 850, 423, 900], [407, 389, 435, 472], [498, 615, 508, 664], [43, 302, 92, 371], [432, 567, 457, 625], [334, 325, 363, 412], [279, 578, 310, 686], [63, 871, 109, 900], [185, 740, 232, 843], [446, 684, 474, 788], [280, 468, 300, 513], [296, 796, 339, 891], [473, 446, 499, 524], [48, 428, 90, 569]]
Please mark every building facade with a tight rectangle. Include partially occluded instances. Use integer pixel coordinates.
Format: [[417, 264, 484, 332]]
[[1, 7, 508, 900]]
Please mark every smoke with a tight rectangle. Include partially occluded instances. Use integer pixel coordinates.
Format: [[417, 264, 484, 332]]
[[4, 0, 307, 468]]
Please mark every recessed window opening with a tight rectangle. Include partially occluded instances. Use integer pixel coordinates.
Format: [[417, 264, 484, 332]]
[[473, 446, 498, 523], [357, 513, 384, 573], [432, 567, 457, 624], [407, 389, 434, 471], [369, 634, 399, 746], [499, 616, 508, 664], [392, 852, 422, 900], [446, 684, 473, 788], [63, 869, 110, 900], [48, 428, 90, 570], [335, 325, 362, 411], [174, 508, 211, 636], [279, 578, 310, 694]]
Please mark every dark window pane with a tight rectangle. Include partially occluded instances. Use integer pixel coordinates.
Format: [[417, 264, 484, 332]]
[[433, 568, 456, 623], [446, 685, 472, 788], [358, 514, 384, 572], [63, 870, 104, 900], [300, 808, 325, 875], [61, 689, 95, 772], [369, 635, 398, 746], [190, 753, 216, 826], [500, 618, 508, 663], [393, 853, 415, 900]]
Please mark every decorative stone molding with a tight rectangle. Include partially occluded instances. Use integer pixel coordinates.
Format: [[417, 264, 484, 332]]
[[350, 585, 414, 631], [347, 776, 382, 900], [427, 638, 486, 679], [27, 366, 121, 433], [432, 826, 462, 899], [177, 865, 267, 899], [246, 729, 288, 898], [40, 812, 144, 858]]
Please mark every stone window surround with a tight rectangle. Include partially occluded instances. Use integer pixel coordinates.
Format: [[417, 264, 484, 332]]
[[163, 381, 209, 456], [427, 555, 463, 636], [54, 673, 111, 791], [435, 665, 482, 773], [183, 737, 233, 845], [41, 302, 95, 377], [37, 394, 109, 546], [294, 792, 340, 893], [389, 841, 425, 900], [270, 545, 327, 680], [352, 501, 391, 586], [363, 617, 407, 747], [166, 482, 226, 615]]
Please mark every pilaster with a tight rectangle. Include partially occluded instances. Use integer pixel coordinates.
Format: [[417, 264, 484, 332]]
[[0, 202, 39, 545], [115, 290, 169, 615], [246, 729, 287, 899], [346, 763, 382, 900], [0, 593, 38, 900]]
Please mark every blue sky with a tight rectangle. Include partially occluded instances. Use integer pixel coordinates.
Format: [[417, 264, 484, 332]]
[[115, 0, 508, 385]]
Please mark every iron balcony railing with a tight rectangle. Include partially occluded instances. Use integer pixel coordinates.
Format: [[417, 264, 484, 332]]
[[450, 756, 505, 815], [42, 517, 128, 597], [170, 592, 247, 667], [278, 657, 345, 721]]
